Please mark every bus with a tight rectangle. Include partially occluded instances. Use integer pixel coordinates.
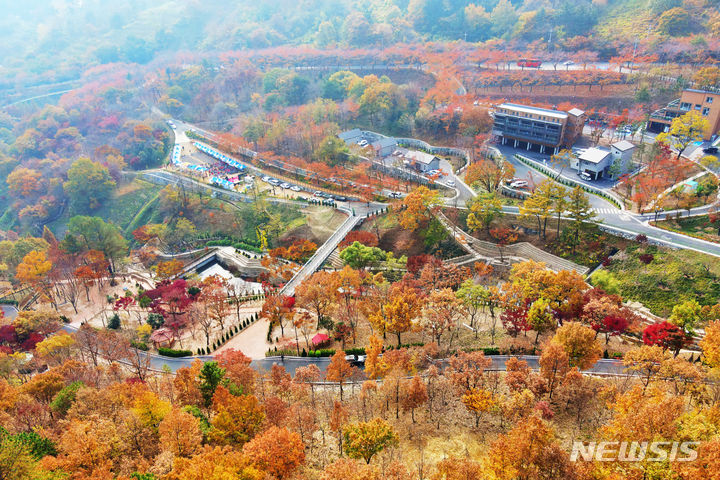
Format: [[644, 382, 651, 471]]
[[517, 58, 542, 68]]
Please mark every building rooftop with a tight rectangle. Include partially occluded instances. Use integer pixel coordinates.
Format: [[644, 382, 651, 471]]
[[404, 150, 437, 165], [567, 108, 585, 117], [372, 137, 397, 149], [338, 129, 362, 141], [579, 147, 611, 164], [497, 103, 568, 120], [612, 140, 636, 152], [685, 88, 720, 96]]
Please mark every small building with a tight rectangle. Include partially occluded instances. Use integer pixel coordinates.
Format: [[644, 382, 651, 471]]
[[338, 129, 364, 145], [404, 150, 440, 173], [573, 140, 636, 181], [371, 137, 398, 157], [576, 147, 612, 181], [648, 88, 720, 140], [608, 140, 636, 179]]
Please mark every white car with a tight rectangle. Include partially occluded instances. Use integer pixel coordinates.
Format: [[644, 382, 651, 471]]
[[268, 179, 280, 186], [446, 179, 456, 187], [510, 180, 529, 189], [358, 140, 368, 147], [388, 192, 402, 198], [290, 185, 301, 192], [579, 172, 592, 181], [313, 191, 323, 197], [261, 176, 270, 183], [280, 182, 291, 189]]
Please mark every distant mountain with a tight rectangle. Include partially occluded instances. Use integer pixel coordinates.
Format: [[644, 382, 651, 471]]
[[0, 0, 718, 86]]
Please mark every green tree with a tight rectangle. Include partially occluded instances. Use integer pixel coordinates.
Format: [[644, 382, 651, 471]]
[[62, 216, 128, 272], [343, 418, 398, 464], [490, 0, 519, 38], [199, 361, 226, 408], [63, 157, 116, 213], [658, 7, 691, 36], [340, 242, 387, 269], [316, 135, 350, 166], [670, 299, 704, 336], [527, 298, 556, 345], [466, 193, 503, 234]]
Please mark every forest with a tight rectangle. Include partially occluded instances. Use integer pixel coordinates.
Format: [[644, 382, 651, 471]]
[[1, 0, 720, 479]]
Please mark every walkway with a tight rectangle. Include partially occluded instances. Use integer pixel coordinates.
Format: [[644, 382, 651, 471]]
[[436, 210, 589, 274], [280, 212, 364, 296]]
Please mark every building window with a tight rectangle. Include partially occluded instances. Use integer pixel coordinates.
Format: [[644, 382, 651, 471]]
[[707, 97, 714, 104], [680, 102, 691, 110], [695, 104, 702, 110], [702, 107, 710, 116]]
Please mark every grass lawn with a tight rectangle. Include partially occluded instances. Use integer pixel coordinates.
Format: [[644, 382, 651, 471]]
[[44, 179, 162, 238], [599, 245, 720, 317], [652, 215, 720, 244]]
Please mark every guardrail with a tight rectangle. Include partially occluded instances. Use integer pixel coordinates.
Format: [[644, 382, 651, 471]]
[[514, 154, 625, 210]]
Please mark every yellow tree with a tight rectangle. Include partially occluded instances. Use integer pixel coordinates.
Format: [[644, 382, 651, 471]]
[[467, 193, 504, 234], [16, 249, 54, 306], [519, 181, 555, 239], [159, 407, 204, 457], [155, 259, 184, 280], [371, 289, 420, 346], [343, 418, 399, 464], [397, 186, 441, 230], [326, 350, 356, 401], [364, 335, 389, 380], [551, 321, 603, 370], [657, 110, 710, 160], [700, 320, 720, 369], [461, 387, 496, 427]]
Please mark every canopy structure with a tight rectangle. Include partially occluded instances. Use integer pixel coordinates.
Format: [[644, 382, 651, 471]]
[[194, 141, 247, 172], [311, 333, 330, 345]]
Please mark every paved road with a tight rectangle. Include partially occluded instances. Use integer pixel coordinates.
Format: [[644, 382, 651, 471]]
[[248, 354, 631, 377], [482, 144, 720, 258]]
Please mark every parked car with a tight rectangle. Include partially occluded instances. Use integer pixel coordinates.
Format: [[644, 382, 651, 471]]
[[280, 182, 291, 189], [703, 146, 718, 154], [261, 176, 270, 183], [579, 172, 592, 181], [388, 192, 402, 198], [510, 180, 529, 189], [333, 195, 348, 202], [268, 179, 280, 186], [290, 185, 301, 192], [313, 190, 323, 197], [358, 140, 368, 147], [446, 179, 456, 187]]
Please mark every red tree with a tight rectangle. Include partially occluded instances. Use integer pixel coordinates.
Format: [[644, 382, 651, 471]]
[[643, 321, 690, 356]]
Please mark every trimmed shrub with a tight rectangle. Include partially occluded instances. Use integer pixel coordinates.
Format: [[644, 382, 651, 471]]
[[158, 347, 193, 357]]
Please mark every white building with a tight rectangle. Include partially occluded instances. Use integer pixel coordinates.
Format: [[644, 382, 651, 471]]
[[573, 140, 636, 181]]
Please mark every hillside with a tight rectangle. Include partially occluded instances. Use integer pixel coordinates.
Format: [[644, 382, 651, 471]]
[[1, 0, 719, 91]]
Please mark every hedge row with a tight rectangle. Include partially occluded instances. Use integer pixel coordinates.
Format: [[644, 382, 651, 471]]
[[158, 347, 193, 357], [514, 154, 624, 209]]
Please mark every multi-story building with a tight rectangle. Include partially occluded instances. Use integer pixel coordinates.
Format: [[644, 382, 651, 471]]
[[492, 103, 587, 154], [648, 88, 720, 141]]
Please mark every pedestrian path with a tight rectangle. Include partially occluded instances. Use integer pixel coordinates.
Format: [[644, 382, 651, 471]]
[[593, 208, 623, 215]]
